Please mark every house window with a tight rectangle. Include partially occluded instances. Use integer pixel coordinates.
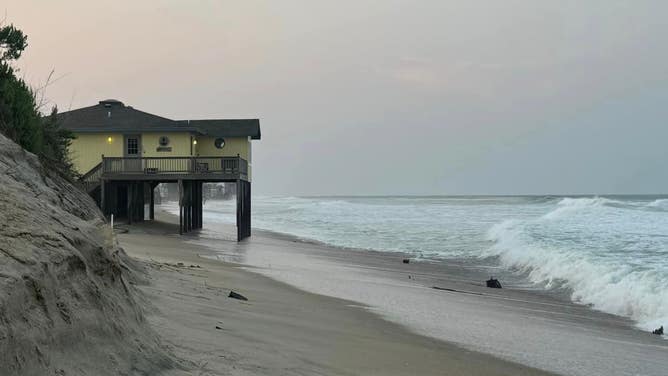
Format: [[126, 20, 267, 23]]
[[159, 136, 170, 146], [214, 138, 225, 149], [127, 138, 139, 155]]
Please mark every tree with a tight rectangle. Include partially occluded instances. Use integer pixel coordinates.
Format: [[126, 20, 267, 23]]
[[40, 106, 76, 175], [0, 23, 77, 180], [0, 24, 27, 61], [0, 62, 42, 153]]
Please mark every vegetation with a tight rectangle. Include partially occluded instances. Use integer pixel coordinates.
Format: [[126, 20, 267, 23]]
[[0, 23, 77, 179]]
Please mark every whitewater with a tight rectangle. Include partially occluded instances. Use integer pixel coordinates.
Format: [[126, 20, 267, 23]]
[[170, 195, 668, 332]]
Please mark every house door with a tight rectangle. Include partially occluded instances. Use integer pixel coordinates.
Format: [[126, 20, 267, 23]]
[[123, 134, 142, 172]]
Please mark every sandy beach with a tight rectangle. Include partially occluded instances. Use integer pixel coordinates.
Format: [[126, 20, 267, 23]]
[[116, 208, 668, 376], [117, 214, 555, 376]]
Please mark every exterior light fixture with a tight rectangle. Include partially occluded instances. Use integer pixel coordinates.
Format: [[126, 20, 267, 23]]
[[107, 136, 113, 144], [193, 139, 198, 145]]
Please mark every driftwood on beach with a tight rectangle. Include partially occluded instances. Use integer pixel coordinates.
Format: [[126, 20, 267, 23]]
[[229, 291, 249, 301]]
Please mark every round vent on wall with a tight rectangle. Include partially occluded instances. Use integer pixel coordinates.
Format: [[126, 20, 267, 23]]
[[214, 138, 225, 149]]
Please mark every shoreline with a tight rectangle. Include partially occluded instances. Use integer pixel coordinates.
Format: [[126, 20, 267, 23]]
[[151, 206, 668, 376], [117, 216, 555, 375], [179, 198, 666, 333], [166, 200, 657, 331]]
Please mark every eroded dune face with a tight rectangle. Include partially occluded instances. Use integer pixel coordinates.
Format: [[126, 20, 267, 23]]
[[0, 134, 176, 375]]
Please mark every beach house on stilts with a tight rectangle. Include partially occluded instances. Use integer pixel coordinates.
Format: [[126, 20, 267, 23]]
[[58, 99, 260, 241]]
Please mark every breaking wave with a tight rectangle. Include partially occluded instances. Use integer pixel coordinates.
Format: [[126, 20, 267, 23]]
[[162, 195, 668, 330], [487, 197, 668, 330]]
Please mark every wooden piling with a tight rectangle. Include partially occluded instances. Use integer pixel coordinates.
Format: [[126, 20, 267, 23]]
[[198, 182, 203, 229], [149, 182, 155, 220], [100, 179, 106, 215], [178, 179, 183, 235], [236, 179, 251, 241], [127, 183, 133, 225]]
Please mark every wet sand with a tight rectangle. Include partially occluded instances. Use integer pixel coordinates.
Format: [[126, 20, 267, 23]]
[[232, 228, 668, 376], [117, 217, 555, 376]]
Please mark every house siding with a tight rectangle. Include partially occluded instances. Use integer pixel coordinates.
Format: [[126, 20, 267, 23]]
[[70, 133, 124, 174], [142, 132, 193, 158], [195, 136, 252, 180], [69, 133, 252, 180], [195, 136, 249, 159]]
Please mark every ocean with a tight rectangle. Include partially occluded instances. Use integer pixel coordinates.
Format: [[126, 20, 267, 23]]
[[181, 195, 668, 332]]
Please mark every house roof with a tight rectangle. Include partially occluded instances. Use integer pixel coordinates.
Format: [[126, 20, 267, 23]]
[[180, 119, 261, 139], [57, 100, 261, 140]]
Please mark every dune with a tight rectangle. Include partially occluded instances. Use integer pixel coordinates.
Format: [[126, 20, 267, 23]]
[[0, 134, 178, 375]]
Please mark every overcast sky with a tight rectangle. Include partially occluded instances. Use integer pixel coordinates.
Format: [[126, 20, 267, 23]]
[[6, 1, 668, 195]]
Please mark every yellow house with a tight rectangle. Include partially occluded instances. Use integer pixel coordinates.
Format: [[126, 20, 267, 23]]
[[58, 99, 261, 240]]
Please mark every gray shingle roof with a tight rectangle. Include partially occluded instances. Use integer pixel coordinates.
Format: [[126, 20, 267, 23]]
[[57, 100, 261, 139], [180, 119, 261, 140]]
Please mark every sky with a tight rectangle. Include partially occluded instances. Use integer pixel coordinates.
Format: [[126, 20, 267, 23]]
[[5, 0, 668, 195]]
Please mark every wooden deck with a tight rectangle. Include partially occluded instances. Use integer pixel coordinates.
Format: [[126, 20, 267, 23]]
[[100, 156, 248, 181], [80, 156, 252, 241]]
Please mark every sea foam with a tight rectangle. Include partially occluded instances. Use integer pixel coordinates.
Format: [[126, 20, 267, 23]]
[[487, 197, 668, 330], [160, 195, 668, 331]]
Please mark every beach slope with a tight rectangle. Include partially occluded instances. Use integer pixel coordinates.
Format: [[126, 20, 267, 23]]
[[119, 222, 554, 376], [0, 134, 176, 375]]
